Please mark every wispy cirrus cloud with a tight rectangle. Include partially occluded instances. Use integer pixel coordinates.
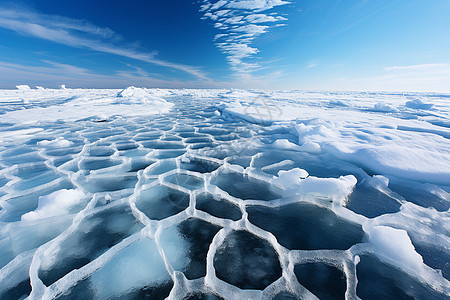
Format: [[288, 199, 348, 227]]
[[325, 63, 450, 93], [384, 63, 450, 73], [0, 60, 225, 89], [199, 0, 289, 76], [0, 6, 209, 81]]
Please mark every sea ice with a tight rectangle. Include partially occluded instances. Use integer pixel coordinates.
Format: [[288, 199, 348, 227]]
[[0, 87, 174, 123], [91, 229, 187, 299], [366, 225, 424, 269], [21, 189, 85, 221], [0, 87, 448, 299]]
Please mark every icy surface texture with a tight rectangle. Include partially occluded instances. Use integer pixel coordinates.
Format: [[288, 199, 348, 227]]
[[0, 87, 449, 299]]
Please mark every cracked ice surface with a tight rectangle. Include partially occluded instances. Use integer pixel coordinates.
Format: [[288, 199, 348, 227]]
[[0, 87, 449, 299]]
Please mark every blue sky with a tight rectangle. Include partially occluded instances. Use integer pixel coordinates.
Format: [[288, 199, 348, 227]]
[[0, 0, 449, 92]]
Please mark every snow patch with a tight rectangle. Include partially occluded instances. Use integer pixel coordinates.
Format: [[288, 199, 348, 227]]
[[373, 102, 399, 112], [37, 137, 73, 148], [16, 85, 31, 91], [273, 167, 357, 205], [1, 87, 174, 123], [21, 189, 85, 221], [299, 175, 358, 205], [117, 86, 150, 98], [272, 139, 321, 153], [273, 168, 309, 191], [405, 99, 434, 110]]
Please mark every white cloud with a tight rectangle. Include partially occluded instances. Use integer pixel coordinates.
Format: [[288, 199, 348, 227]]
[[216, 10, 231, 17], [222, 16, 245, 24], [200, 0, 289, 76], [375, 63, 450, 92], [307, 63, 450, 93], [245, 14, 287, 23], [211, 0, 229, 10], [233, 24, 269, 34], [0, 7, 209, 81], [225, 0, 290, 11], [384, 63, 450, 73], [0, 8, 118, 39], [0, 60, 222, 89]]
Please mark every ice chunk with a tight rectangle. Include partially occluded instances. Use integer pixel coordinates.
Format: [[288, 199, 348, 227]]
[[405, 99, 434, 110], [300, 175, 357, 205], [373, 102, 399, 112], [117, 86, 150, 98], [116, 86, 172, 106], [16, 85, 31, 91], [37, 137, 73, 148], [21, 189, 85, 221], [274, 170, 357, 205], [370, 175, 389, 188], [273, 168, 309, 192], [366, 225, 424, 269]]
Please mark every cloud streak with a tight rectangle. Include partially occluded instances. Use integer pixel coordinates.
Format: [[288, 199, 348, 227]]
[[199, 0, 289, 76], [0, 7, 209, 81], [325, 63, 450, 93], [0, 60, 223, 89]]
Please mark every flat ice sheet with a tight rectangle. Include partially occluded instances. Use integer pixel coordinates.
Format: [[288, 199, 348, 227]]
[[0, 87, 448, 299]]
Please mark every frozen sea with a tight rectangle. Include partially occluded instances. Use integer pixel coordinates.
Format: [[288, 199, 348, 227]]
[[0, 86, 449, 299]]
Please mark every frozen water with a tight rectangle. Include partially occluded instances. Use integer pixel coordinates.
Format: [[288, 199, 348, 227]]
[[0, 88, 449, 299], [21, 189, 85, 221], [214, 230, 282, 290], [294, 263, 347, 299]]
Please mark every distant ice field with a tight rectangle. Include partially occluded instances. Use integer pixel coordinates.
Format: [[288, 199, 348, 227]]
[[0, 87, 449, 299]]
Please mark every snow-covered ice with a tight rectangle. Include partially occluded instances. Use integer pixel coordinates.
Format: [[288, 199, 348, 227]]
[[0, 87, 449, 299], [0, 86, 173, 124], [21, 189, 85, 221]]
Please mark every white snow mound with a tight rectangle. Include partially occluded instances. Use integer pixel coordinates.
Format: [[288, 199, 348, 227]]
[[37, 137, 73, 148]]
